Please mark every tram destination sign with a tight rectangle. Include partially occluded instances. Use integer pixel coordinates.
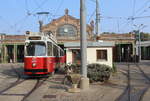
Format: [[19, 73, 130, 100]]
[[29, 37, 41, 40]]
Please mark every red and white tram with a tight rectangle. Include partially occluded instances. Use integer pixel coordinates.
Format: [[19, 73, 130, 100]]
[[24, 31, 66, 76]]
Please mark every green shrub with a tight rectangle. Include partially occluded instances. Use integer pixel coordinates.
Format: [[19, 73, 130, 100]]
[[62, 63, 112, 83], [67, 63, 80, 73], [87, 63, 111, 82]]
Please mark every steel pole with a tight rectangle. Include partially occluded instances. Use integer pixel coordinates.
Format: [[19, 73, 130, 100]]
[[96, 0, 100, 36], [138, 30, 141, 62], [80, 0, 87, 77]]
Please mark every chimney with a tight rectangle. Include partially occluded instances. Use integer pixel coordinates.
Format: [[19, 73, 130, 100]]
[[39, 20, 43, 32]]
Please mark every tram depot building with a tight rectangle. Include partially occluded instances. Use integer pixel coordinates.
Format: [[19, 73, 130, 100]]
[[0, 9, 150, 64]]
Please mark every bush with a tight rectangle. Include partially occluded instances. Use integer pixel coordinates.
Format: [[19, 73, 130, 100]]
[[61, 63, 112, 83], [67, 63, 80, 73], [87, 63, 111, 82], [56, 63, 80, 74]]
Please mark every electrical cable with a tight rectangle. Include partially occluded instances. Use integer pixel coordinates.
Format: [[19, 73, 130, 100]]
[[137, 6, 150, 16], [132, 0, 136, 17], [25, 0, 29, 12], [88, 9, 96, 23], [12, 0, 49, 34], [34, 0, 44, 11], [55, 0, 65, 16], [135, 0, 150, 15]]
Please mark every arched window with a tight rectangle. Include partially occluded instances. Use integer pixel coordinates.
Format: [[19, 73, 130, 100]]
[[57, 24, 77, 36]]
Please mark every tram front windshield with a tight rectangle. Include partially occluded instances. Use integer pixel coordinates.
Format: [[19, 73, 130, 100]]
[[26, 42, 46, 56]]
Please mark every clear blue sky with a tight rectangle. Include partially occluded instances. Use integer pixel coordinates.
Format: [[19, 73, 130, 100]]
[[0, 0, 150, 35]]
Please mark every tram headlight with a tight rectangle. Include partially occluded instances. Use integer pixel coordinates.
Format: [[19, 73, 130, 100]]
[[32, 63, 36, 67]]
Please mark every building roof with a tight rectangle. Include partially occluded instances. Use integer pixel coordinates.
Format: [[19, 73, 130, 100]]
[[137, 41, 150, 47], [64, 41, 115, 48], [1, 35, 25, 44], [97, 33, 135, 40]]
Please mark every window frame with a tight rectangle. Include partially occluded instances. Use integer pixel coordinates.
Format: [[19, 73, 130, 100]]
[[47, 42, 53, 56], [96, 49, 108, 61], [25, 41, 46, 56], [57, 24, 77, 36]]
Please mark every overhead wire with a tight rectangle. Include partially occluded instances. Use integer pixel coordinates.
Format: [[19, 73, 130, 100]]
[[34, 0, 44, 11], [0, 16, 13, 33], [135, 0, 150, 16], [137, 6, 150, 16], [25, 0, 30, 14], [117, 0, 137, 33], [55, 0, 65, 17], [88, 9, 96, 23], [132, 0, 136, 17], [88, 0, 96, 3], [130, 0, 136, 31], [13, 0, 49, 33]]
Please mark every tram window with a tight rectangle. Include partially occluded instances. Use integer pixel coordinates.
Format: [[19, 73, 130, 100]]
[[58, 48, 60, 57], [53, 45, 57, 56], [56, 48, 59, 57], [60, 50, 64, 56], [62, 50, 64, 56], [60, 51, 62, 56], [26, 42, 46, 56], [47, 42, 53, 56], [53, 45, 56, 56]]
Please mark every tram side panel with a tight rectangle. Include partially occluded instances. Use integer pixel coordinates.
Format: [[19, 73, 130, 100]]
[[46, 57, 55, 73]]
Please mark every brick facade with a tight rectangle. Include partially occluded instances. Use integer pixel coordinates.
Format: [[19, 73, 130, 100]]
[[41, 9, 94, 43]]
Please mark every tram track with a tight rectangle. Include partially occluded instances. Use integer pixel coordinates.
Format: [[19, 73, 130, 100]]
[[135, 64, 150, 101], [21, 77, 48, 101], [115, 64, 131, 101], [116, 63, 150, 101], [0, 64, 26, 95], [0, 64, 50, 101]]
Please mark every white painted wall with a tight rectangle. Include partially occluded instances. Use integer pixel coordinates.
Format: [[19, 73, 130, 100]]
[[66, 47, 113, 68], [66, 48, 73, 64]]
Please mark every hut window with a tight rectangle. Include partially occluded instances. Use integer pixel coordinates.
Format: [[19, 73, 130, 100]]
[[96, 50, 107, 61]]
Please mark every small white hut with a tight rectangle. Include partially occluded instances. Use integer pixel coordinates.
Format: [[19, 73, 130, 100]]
[[64, 41, 115, 68]]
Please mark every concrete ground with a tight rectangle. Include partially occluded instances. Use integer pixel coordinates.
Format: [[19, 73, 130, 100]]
[[40, 73, 127, 101], [0, 61, 150, 101]]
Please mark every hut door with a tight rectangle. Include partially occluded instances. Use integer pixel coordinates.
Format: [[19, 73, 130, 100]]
[[72, 49, 81, 64]]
